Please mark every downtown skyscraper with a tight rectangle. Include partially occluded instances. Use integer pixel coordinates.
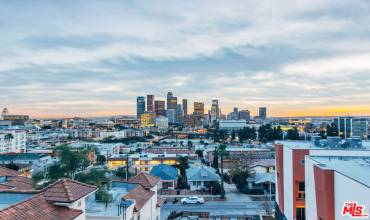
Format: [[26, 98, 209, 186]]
[[136, 96, 145, 119]]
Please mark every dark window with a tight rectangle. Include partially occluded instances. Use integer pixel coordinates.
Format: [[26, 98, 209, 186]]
[[296, 207, 306, 220]]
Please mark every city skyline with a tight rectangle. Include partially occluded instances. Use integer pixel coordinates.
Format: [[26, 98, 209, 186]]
[[2, 1, 370, 118]]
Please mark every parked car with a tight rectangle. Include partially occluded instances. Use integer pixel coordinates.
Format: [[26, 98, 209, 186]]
[[181, 196, 205, 204]]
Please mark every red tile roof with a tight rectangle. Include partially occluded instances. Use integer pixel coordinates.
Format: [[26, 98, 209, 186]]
[[0, 167, 21, 177], [0, 193, 83, 220], [43, 179, 97, 203], [0, 178, 97, 220], [123, 185, 154, 212], [4, 176, 34, 191], [156, 197, 166, 207], [128, 173, 159, 188], [0, 167, 35, 192]]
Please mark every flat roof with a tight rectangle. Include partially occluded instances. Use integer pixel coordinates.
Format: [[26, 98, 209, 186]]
[[276, 140, 370, 151], [85, 182, 136, 217], [311, 156, 370, 188]]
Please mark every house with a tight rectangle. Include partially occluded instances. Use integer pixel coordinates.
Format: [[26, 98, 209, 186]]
[[0, 178, 97, 220], [150, 164, 178, 189], [249, 159, 275, 174], [186, 165, 221, 190], [86, 172, 164, 220], [246, 172, 276, 196]]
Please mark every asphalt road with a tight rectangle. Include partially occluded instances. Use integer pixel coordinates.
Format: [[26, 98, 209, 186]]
[[161, 201, 271, 220]]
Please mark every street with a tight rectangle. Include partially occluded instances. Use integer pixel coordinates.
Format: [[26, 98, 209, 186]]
[[161, 200, 272, 220]]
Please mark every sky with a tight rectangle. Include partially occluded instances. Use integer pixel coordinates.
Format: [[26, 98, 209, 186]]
[[1, 0, 370, 118]]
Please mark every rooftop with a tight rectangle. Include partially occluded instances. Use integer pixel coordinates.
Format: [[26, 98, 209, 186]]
[[0, 179, 96, 220], [150, 164, 178, 180], [86, 182, 134, 218], [128, 172, 160, 188], [0, 153, 47, 161], [43, 178, 97, 203], [186, 165, 221, 182], [276, 140, 370, 150], [311, 156, 370, 188]]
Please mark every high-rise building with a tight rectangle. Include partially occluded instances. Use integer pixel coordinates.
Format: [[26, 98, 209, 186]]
[[193, 102, 205, 116], [146, 95, 154, 112], [154, 100, 166, 116], [259, 107, 267, 120], [167, 109, 176, 124], [182, 99, 188, 116], [166, 92, 177, 110], [352, 118, 368, 139], [176, 104, 184, 124], [136, 96, 145, 119], [210, 99, 220, 124], [334, 117, 353, 138], [238, 110, 251, 122], [231, 107, 239, 120]]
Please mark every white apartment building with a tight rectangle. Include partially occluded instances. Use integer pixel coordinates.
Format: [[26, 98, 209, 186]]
[[0, 129, 26, 154], [275, 140, 370, 220], [305, 156, 370, 220]]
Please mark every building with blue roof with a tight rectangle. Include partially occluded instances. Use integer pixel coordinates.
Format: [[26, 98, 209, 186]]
[[150, 164, 178, 189], [186, 165, 221, 190]]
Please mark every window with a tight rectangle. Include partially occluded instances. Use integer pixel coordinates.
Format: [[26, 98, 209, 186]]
[[300, 159, 305, 165], [296, 207, 306, 220], [297, 182, 305, 200]]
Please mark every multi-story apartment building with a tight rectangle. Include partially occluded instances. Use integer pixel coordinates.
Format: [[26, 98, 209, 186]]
[[0, 129, 26, 154], [108, 152, 197, 172], [304, 156, 370, 220], [275, 140, 370, 220]]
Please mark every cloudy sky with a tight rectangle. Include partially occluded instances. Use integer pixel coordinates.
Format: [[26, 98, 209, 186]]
[[1, 0, 370, 118]]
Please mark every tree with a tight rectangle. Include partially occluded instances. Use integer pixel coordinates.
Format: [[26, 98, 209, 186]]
[[5, 163, 19, 171], [4, 134, 14, 141], [54, 145, 83, 179], [95, 188, 112, 209], [231, 168, 250, 192], [115, 167, 133, 180], [326, 122, 338, 137], [212, 149, 219, 170], [286, 127, 300, 140], [32, 171, 45, 185], [96, 155, 106, 165], [195, 149, 203, 159], [215, 144, 229, 199], [75, 169, 108, 188], [176, 156, 189, 189], [258, 124, 283, 142], [47, 163, 66, 181], [237, 127, 257, 143]]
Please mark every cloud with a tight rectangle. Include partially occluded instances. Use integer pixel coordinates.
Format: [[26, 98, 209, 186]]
[[1, 0, 370, 117]]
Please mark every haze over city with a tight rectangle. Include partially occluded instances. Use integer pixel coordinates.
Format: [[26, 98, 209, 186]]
[[2, 0, 370, 118]]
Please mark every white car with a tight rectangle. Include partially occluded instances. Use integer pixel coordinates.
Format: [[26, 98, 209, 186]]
[[181, 196, 205, 204]]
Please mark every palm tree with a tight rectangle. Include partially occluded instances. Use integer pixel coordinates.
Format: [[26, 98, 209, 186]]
[[216, 144, 229, 199]]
